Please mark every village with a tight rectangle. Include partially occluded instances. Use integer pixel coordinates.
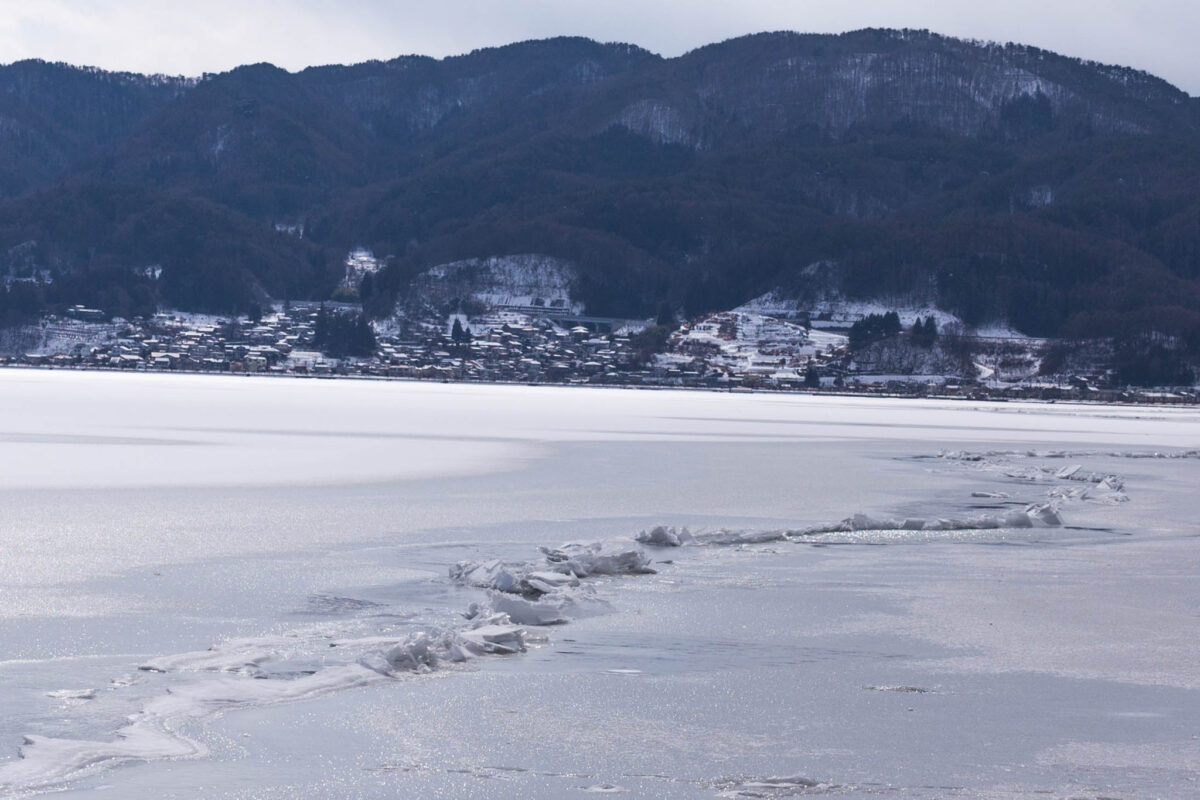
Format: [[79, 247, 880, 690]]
[[5, 304, 771, 387], [6, 303, 847, 390], [4, 302, 1197, 406]]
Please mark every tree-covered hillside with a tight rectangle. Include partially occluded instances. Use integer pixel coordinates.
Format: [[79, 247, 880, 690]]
[[2, 29, 1198, 350]]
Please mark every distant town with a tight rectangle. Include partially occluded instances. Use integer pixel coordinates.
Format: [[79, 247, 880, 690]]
[[4, 301, 1196, 406]]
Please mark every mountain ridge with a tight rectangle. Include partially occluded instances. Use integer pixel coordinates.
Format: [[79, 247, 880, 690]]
[[2, 30, 1198, 361]]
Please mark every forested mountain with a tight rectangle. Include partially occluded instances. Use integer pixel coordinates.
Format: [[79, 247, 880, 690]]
[[0, 61, 190, 197], [2, 29, 1199, 351]]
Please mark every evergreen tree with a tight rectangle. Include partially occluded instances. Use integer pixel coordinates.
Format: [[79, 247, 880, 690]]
[[911, 315, 938, 347], [656, 302, 676, 328], [849, 312, 903, 350], [314, 303, 328, 343], [359, 273, 375, 308], [313, 307, 376, 358]]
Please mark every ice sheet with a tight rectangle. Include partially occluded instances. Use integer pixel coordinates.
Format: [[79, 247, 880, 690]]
[[3, 372, 1200, 798], [4, 370, 1200, 494]]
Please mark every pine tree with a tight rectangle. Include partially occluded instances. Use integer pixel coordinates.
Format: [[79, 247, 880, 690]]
[[314, 304, 328, 344]]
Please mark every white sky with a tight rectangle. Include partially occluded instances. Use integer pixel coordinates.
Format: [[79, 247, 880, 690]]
[[0, 0, 1196, 95]]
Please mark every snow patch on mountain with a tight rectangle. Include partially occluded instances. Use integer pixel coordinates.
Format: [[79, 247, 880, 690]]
[[614, 100, 696, 147], [739, 290, 963, 331], [338, 247, 381, 292], [418, 254, 582, 313]]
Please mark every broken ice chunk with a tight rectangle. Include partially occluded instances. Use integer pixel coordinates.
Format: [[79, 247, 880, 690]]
[[539, 541, 655, 577], [522, 571, 580, 594], [449, 559, 528, 593], [1025, 503, 1063, 527], [635, 525, 693, 547], [694, 528, 790, 545], [459, 624, 526, 655], [488, 591, 569, 626]]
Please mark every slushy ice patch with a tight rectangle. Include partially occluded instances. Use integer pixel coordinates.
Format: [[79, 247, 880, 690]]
[[708, 774, 832, 797], [138, 635, 299, 675], [45, 689, 97, 702], [305, 593, 385, 614], [0, 663, 384, 792]]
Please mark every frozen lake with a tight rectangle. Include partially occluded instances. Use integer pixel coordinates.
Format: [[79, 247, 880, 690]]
[[1, 369, 1199, 798]]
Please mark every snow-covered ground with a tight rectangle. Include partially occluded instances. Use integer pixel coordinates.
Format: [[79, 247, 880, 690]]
[[660, 311, 846, 378], [1, 310, 239, 358], [340, 247, 382, 290], [416, 254, 582, 313], [736, 290, 1054, 381], [737, 289, 964, 330], [1, 371, 1199, 798], [737, 288, 1036, 343], [0, 318, 122, 356]]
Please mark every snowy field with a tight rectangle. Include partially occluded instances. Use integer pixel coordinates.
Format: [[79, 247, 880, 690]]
[[1, 370, 1199, 798]]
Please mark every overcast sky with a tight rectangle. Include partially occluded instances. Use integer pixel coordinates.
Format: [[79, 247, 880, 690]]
[[1, 0, 1196, 94]]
